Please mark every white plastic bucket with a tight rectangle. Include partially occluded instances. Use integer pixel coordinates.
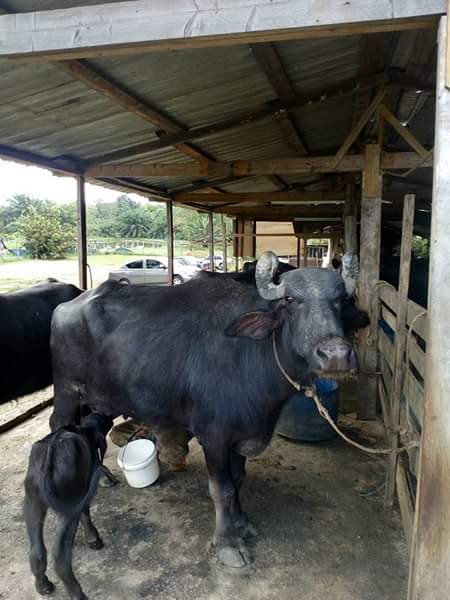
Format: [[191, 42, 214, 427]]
[[117, 439, 160, 488]]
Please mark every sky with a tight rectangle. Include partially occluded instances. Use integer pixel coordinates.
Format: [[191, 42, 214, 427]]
[[0, 159, 148, 205]]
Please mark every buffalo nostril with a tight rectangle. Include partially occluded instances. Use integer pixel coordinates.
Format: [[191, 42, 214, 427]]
[[316, 348, 328, 361]]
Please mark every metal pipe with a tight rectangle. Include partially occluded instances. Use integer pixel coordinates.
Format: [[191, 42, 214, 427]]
[[166, 200, 174, 285], [76, 175, 88, 289]]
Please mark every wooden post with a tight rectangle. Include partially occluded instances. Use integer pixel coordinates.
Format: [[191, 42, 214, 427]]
[[408, 18, 450, 600], [303, 238, 308, 267], [209, 211, 215, 272], [76, 175, 88, 290], [344, 179, 358, 253], [296, 236, 301, 267], [384, 194, 415, 507], [358, 144, 382, 419], [221, 214, 228, 272], [166, 200, 173, 285]]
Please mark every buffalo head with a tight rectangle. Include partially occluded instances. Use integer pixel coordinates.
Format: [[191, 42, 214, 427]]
[[226, 251, 369, 380]]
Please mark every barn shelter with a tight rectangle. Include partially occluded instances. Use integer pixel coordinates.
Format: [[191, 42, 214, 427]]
[[0, 1, 448, 598]]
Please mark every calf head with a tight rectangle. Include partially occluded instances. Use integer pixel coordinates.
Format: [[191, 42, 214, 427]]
[[227, 251, 369, 380]]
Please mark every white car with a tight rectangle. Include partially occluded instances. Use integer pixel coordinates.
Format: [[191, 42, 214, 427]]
[[108, 257, 200, 286]]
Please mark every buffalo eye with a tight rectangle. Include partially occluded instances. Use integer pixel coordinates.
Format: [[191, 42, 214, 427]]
[[285, 296, 295, 303]]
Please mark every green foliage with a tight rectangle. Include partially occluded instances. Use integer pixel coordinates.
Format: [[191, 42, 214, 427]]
[[0, 193, 36, 233], [17, 204, 75, 259], [0, 192, 233, 256], [412, 236, 429, 259]]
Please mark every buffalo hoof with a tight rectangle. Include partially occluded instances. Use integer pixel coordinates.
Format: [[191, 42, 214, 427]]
[[217, 543, 251, 568], [87, 537, 104, 550], [213, 535, 252, 568], [36, 577, 55, 595], [98, 466, 118, 488]]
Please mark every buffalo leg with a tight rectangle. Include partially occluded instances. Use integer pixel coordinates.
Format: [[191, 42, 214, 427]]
[[80, 509, 103, 550], [229, 452, 257, 537], [203, 443, 251, 568], [24, 488, 55, 595], [53, 515, 86, 600]]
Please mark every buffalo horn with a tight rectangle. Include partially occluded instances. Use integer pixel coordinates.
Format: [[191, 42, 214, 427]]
[[255, 251, 287, 300]]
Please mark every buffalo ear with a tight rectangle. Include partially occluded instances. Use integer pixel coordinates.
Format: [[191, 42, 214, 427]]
[[225, 311, 281, 340]]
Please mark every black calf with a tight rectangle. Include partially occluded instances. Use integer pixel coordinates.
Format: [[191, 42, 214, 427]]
[[24, 413, 113, 600]]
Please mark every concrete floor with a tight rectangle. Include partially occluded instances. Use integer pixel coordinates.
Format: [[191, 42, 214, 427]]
[[0, 400, 408, 600]]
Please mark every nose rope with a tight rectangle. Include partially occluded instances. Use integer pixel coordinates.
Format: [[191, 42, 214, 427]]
[[272, 332, 419, 456]]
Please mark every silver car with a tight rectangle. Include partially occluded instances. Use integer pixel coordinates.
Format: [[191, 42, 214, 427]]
[[108, 258, 199, 285]]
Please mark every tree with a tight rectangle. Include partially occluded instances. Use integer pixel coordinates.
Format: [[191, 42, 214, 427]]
[[0, 193, 37, 233], [17, 205, 75, 259]]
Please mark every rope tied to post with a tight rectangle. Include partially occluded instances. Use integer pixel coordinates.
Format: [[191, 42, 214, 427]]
[[272, 332, 419, 456]]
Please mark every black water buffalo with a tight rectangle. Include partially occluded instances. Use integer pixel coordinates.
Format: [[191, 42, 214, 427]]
[[0, 279, 82, 404], [380, 255, 429, 308], [50, 252, 368, 567], [25, 412, 113, 599]]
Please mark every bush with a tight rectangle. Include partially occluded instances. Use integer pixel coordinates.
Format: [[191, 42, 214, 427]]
[[17, 206, 75, 259]]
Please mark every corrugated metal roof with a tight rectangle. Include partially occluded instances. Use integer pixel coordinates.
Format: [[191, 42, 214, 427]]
[[0, 8, 435, 219]]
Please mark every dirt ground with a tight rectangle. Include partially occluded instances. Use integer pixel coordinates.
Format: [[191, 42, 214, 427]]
[[0, 389, 408, 600]]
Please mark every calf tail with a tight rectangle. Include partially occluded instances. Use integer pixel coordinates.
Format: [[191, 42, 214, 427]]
[[41, 432, 101, 517]]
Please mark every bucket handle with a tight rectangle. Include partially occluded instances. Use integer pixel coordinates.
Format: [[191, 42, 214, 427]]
[[120, 425, 147, 471]]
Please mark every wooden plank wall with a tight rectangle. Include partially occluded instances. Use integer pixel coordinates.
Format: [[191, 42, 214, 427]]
[[377, 285, 427, 549]]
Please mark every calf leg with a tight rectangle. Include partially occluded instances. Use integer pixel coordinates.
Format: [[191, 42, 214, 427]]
[[80, 509, 103, 550], [53, 515, 86, 600], [24, 487, 54, 595], [202, 443, 251, 568]]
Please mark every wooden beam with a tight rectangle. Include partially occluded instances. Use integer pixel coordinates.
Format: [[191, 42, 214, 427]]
[[343, 179, 358, 253], [251, 42, 308, 155], [408, 17, 450, 600], [76, 175, 88, 290], [58, 59, 209, 163], [331, 88, 385, 169], [175, 191, 346, 205], [86, 152, 433, 178], [384, 194, 416, 506], [85, 77, 378, 168], [352, 34, 385, 143], [221, 214, 228, 273], [221, 206, 344, 219], [378, 104, 430, 158], [0, 143, 80, 176], [0, 1, 443, 61], [447, 3, 450, 89], [358, 144, 382, 420]]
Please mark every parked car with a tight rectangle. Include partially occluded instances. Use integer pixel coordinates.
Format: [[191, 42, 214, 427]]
[[108, 257, 200, 286], [201, 255, 224, 271]]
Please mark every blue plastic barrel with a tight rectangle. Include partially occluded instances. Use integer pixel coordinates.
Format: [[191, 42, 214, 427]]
[[275, 379, 339, 442]]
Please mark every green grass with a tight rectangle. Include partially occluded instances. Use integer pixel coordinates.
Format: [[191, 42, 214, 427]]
[[0, 277, 43, 293]]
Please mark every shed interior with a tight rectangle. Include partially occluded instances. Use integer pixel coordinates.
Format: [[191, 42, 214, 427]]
[[0, 2, 445, 599]]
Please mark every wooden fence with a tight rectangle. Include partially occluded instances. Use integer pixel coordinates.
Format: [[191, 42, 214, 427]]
[[377, 284, 427, 548]]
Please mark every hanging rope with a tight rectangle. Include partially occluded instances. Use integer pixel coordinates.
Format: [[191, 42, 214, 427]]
[[272, 332, 419, 456]]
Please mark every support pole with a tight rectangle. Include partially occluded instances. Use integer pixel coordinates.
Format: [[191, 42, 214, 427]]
[[166, 200, 173, 285], [221, 214, 228, 272], [408, 17, 450, 600], [76, 175, 88, 290], [296, 236, 301, 268], [303, 238, 308, 267], [209, 211, 215, 272], [344, 179, 358, 253], [358, 144, 382, 419], [384, 194, 415, 507]]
